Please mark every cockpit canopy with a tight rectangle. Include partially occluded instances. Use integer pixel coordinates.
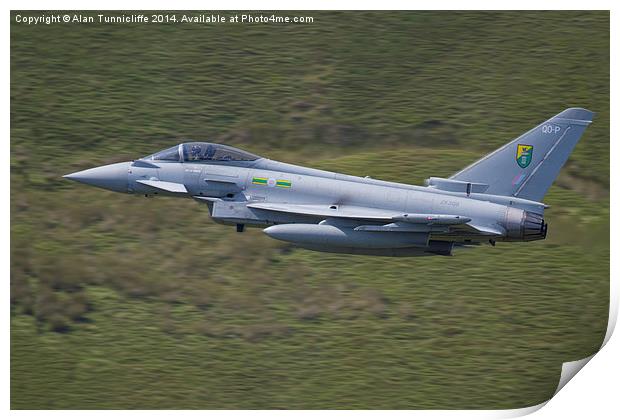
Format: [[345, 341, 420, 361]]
[[144, 142, 261, 163]]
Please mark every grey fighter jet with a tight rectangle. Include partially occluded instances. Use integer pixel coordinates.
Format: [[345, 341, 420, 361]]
[[64, 108, 594, 256]]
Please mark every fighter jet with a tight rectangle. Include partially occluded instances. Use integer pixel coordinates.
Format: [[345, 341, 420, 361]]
[[64, 108, 594, 256]]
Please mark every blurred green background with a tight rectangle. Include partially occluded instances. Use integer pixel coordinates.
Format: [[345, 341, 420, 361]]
[[11, 11, 609, 409]]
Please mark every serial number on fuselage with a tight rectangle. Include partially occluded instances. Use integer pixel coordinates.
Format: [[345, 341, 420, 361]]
[[439, 200, 460, 207]]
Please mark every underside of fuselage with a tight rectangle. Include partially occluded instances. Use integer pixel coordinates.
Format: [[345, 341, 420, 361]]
[[209, 212, 493, 257]]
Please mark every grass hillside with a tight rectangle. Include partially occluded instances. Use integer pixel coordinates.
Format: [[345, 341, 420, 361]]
[[10, 11, 609, 409]]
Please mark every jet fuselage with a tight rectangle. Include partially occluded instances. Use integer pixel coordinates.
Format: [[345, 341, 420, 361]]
[[65, 107, 595, 256]]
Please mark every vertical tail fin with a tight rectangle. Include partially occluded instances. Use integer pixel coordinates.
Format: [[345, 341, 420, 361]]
[[450, 108, 595, 201]]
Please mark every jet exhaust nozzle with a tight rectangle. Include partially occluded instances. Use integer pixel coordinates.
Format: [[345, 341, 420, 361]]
[[504, 207, 547, 242]]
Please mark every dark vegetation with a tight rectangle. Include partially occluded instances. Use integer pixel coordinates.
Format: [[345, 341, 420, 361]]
[[11, 11, 609, 409]]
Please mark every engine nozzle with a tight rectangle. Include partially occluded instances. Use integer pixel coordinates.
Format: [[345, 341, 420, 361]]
[[504, 207, 547, 242]]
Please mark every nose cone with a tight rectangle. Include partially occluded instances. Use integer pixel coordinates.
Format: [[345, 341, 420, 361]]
[[64, 162, 130, 193]]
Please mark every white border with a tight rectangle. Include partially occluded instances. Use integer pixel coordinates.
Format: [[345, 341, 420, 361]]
[[5, 1, 616, 419]]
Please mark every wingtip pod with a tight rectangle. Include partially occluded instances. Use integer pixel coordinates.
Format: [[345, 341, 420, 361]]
[[555, 107, 595, 123]]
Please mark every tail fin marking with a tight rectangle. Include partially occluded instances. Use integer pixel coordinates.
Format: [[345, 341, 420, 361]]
[[449, 108, 594, 201]]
